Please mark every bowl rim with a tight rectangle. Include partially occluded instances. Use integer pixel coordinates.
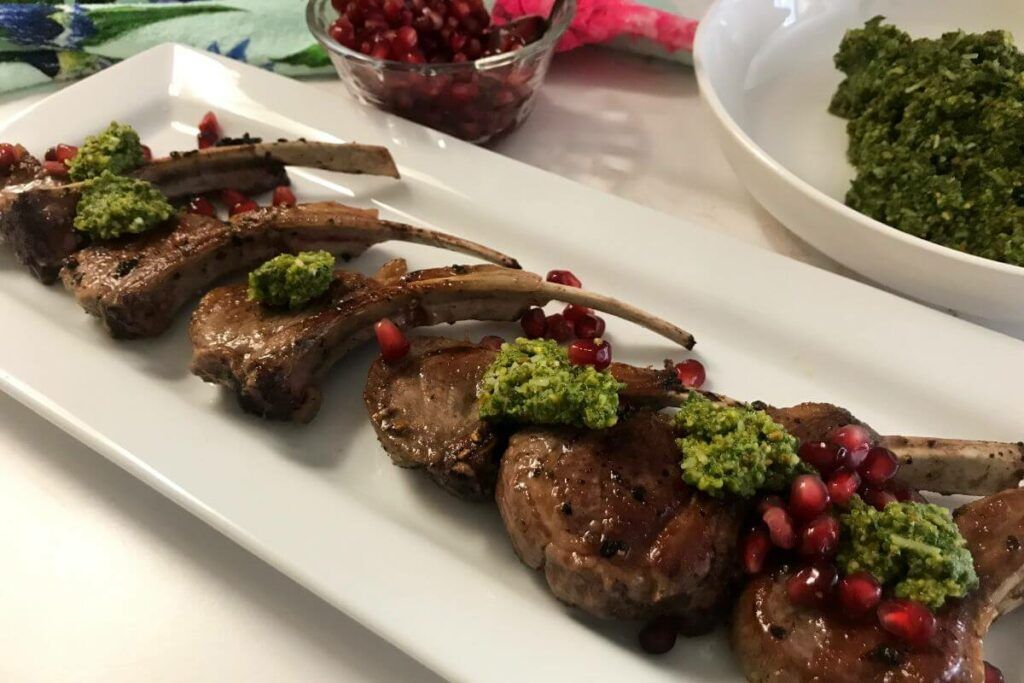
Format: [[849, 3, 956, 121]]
[[306, 0, 576, 73], [692, 0, 1024, 280]]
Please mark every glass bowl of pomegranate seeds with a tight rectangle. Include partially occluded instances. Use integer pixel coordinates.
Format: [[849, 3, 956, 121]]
[[307, 0, 574, 143]]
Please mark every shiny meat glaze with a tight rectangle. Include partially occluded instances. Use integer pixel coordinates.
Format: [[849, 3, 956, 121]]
[[364, 337, 503, 500], [363, 337, 701, 501], [60, 203, 382, 339], [190, 266, 536, 422], [496, 410, 744, 625]]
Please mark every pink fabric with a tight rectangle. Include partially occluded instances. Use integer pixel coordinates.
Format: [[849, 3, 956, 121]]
[[492, 0, 697, 53]]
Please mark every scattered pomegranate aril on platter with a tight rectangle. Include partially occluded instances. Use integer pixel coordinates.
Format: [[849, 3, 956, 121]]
[[859, 446, 900, 487], [788, 474, 830, 521], [573, 313, 605, 340], [837, 571, 882, 619], [52, 143, 78, 165], [861, 486, 898, 511], [187, 196, 216, 217], [562, 303, 591, 323], [762, 505, 796, 549], [798, 514, 840, 561], [674, 359, 706, 388], [374, 318, 410, 363], [830, 424, 872, 468], [272, 185, 297, 207], [546, 269, 582, 288], [741, 527, 772, 575], [519, 307, 547, 339], [826, 469, 861, 507], [984, 662, 1005, 683], [42, 160, 68, 177], [198, 111, 221, 148], [798, 441, 843, 476], [638, 615, 679, 655], [0, 143, 16, 170], [877, 599, 936, 649], [786, 565, 838, 608], [543, 313, 573, 342], [567, 338, 611, 370]]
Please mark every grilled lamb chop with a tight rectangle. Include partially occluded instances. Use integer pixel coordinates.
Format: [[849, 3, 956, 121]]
[[363, 336, 687, 500], [191, 265, 696, 422], [0, 140, 398, 283], [732, 487, 1024, 683], [497, 409, 745, 629], [60, 202, 518, 339]]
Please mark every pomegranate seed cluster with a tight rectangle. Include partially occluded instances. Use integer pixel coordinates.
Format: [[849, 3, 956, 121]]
[[741, 423, 947, 650], [324, 0, 551, 142]]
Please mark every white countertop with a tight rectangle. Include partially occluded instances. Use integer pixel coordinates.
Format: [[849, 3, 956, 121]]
[[0, 46, 1013, 683]]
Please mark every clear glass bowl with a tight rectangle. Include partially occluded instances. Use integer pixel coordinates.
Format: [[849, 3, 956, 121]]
[[306, 0, 574, 144]]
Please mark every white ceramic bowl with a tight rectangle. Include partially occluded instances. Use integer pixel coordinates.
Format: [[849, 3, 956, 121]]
[[694, 0, 1024, 325]]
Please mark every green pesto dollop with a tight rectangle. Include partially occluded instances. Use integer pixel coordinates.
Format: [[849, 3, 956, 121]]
[[73, 171, 173, 239], [830, 17, 1024, 267], [247, 250, 335, 309], [477, 338, 623, 430], [673, 394, 809, 498], [67, 121, 145, 181], [838, 497, 978, 609]]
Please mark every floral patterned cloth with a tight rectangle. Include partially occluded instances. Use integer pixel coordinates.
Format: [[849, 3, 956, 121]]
[[0, 0, 697, 95]]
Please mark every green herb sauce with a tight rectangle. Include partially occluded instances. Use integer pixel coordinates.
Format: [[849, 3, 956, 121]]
[[831, 17, 1024, 267], [477, 338, 623, 430], [67, 121, 145, 181], [73, 171, 173, 239], [247, 251, 336, 309], [673, 394, 809, 498], [838, 497, 978, 609]]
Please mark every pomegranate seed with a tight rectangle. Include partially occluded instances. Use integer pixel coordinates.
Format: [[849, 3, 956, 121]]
[[877, 599, 936, 649], [198, 110, 221, 135], [890, 482, 927, 503], [272, 185, 297, 207], [53, 144, 77, 164], [562, 303, 591, 323], [479, 335, 504, 350], [567, 338, 611, 370], [638, 615, 678, 655], [198, 130, 218, 149], [141, 145, 153, 162], [0, 143, 16, 170], [762, 506, 796, 549], [788, 474, 830, 521], [831, 424, 872, 468], [520, 307, 546, 339], [574, 313, 605, 340], [798, 441, 843, 476], [798, 514, 840, 560], [861, 486, 898, 511], [741, 527, 772, 574], [544, 313, 573, 342], [221, 189, 249, 208], [674, 359, 706, 388], [229, 198, 260, 216], [42, 160, 68, 177], [44, 146, 58, 161], [187, 196, 215, 216], [837, 571, 882, 619], [859, 446, 900, 487], [786, 565, 838, 608], [546, 269, 582, 288], [374, 318, 410, 362], [984, 662, 1005, 683], [827, 470, 861, 507], [396, 25, 418, 48]]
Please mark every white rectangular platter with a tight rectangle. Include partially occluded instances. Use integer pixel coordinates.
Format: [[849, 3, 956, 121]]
[[0, 44, 1021, 682]]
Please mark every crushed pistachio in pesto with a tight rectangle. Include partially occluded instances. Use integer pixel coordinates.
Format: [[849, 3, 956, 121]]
[[831, 17, 1024, 267], [73, 171, 173, 239], [67, 121, 145, 181], [247, 251, 336, 309], [477, 338, 623, 430], [673, 394, 809, 498], [838, 497, 978, 609]]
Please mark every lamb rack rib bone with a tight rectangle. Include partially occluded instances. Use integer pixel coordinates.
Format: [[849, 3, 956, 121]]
[[190, 265, 696, 422], [61, 201, 519, 339], [0, 140, 399, 283]]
